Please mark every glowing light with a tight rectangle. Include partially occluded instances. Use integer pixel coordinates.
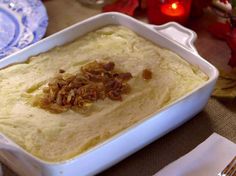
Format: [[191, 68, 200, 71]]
[[161, 2, 185, 16], [171, 3, 178, 9]]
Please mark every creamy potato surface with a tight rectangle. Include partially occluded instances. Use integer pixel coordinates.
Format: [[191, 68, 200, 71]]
[[0, 26, 208, 162]]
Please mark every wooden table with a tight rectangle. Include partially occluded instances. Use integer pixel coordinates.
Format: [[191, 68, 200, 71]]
[[3, 1, 236, 175]]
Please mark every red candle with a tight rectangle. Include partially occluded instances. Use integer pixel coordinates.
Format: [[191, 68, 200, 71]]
[[147, 0, 192, 25], [161, 2, 185, 17]]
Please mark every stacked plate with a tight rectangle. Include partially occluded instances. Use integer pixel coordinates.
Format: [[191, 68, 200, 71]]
[[0, 0, 48, 58]]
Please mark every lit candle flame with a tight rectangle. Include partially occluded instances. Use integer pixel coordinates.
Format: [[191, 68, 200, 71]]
[[171, 3, 177, 9]]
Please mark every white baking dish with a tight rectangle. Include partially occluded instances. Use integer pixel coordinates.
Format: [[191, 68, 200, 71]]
[[0, 12, 218, 176]]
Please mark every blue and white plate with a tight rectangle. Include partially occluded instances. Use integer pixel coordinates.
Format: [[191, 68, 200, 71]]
[[0, 0, 48, 58]]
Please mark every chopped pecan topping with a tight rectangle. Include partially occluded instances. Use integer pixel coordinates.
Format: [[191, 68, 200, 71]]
[[118, 72, 132, 81], [35, 61, 133, 113], [59, 69, 65, 73], [103, 62, 115, 71], [108, 90, 122, 101], [142, 69, 152, 80]]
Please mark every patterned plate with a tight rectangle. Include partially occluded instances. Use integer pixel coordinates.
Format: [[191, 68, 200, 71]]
[[0, 0, 48, 58]]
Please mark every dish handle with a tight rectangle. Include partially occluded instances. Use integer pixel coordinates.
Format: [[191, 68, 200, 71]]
[[145, 22, 198, 55]]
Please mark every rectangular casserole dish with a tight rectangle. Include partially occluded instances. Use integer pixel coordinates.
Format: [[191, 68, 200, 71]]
[[0, 12, 218, 176]]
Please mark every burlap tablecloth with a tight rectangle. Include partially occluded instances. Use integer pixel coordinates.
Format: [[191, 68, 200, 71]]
[[2, 1, 236, 175]]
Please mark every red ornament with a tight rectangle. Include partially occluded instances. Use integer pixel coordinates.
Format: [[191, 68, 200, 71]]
[[208, 22, 231, 40], [102, 0, 139, 16], [208, 22, 236, 67], [219, 0, 228, 4], [191, 0, 212, 18], [227, 29, 236, 67]]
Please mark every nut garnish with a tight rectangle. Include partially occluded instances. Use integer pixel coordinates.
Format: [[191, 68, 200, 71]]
[[59, 69, 65, 73], [34, 61, 133, 113], [142, 69, 152, 80]]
